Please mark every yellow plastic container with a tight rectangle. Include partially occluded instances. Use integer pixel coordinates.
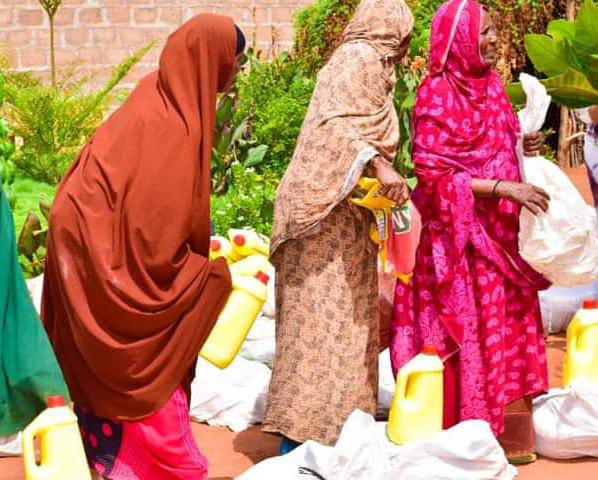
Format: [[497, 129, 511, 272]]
[[228, 229, 270, 258], [200, 271, 270, 369], [23, 395, 91, 480], [209, 236, 241, 263], [387, 345, 444, 445], [563, 299, 598, 387], [351, 177, 396, 211], [229, 254, 274, 278]]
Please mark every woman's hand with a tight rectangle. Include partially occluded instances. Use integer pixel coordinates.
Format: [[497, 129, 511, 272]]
[[372, 156, 410, 206], [523, 131, 545, 157], [495, 181, 550, 215]]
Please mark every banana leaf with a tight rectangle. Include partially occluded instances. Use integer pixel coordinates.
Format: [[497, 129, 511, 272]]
[[508, 69, 598, 109]]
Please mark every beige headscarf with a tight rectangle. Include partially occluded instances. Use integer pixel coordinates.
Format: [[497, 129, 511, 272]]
[[271, 0, 414, 254]]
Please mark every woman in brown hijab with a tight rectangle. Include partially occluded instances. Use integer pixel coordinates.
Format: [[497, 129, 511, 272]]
[[41, 14, 245, 480], [263, 0, 414, 451]]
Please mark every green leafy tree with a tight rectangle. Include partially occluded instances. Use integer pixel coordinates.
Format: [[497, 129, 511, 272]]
[[508, 0, 598, 107], [2, 44, 152, 184]]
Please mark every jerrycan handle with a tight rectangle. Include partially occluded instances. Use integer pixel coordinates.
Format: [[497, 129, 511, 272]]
[[395, 368, 412, 403], [23, 416, 46, 478]]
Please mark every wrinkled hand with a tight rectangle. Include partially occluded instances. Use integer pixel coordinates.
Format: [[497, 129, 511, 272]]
[[523, 131, 545, 157], [372, 156, 409, 206], [496, 181, 550, 215]]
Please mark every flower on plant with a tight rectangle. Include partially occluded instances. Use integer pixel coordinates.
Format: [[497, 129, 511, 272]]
[[410, 56, 426, 71]]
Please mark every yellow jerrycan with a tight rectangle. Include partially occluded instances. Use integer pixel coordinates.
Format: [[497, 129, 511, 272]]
[[209, 236, 241, 263], [229, 254, 274, 278], [200, 271, 270, 369], [563, 299, 598, 387], [387, 345, 444, 445], [228, 229, 270, 258], [23, 395, 91, 480]]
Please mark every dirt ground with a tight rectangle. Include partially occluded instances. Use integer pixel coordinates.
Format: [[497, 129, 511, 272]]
[[2, 334, 598, 479]]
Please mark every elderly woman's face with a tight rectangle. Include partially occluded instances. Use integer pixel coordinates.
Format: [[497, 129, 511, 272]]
[[480, 11, 499, 68]]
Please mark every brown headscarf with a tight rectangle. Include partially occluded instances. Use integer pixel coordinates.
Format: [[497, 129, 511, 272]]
[[270, 0, 414, 254], [41, 14, 237, 420]]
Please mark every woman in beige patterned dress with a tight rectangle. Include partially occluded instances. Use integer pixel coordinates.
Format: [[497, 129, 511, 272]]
[[263, 0, 414, 451]]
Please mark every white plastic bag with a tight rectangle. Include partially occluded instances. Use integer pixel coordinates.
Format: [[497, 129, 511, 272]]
[[0, 433, 22, 457], [26, 274, 44, 314], [391, 420, 516, 480], [517, 74, 598, 287], [237, 411, 516, 480], [377, 349, 395, 419], [539, 282, 598, 334], [239, 314, 276, 367], [533, 383, 598, 459], [190, 356, 271, 432]]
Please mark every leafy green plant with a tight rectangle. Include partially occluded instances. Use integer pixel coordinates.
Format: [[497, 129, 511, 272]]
[[17, 197, 51, 278], [0, 74, 16, 208], [212, 87, 269, 194], [2, 44, 152, 184], [211, 162, 278, 236], [508, 0, 598, 108], [235, 50, 315, 178]]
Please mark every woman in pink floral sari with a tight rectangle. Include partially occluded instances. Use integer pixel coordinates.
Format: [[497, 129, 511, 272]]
[[391, 0, 550, 463]]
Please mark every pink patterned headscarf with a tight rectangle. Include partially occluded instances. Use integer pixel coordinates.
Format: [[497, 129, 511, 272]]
[[411, 0, 548, 346]]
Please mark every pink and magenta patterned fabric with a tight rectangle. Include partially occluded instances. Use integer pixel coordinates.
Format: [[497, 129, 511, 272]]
[[390, 0, 550, 435], [78, 387, 208, 479]]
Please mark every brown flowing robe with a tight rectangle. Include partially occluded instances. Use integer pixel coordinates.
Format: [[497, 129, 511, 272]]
[[41, 14, 236, 421], [263, 0, 414, 445]]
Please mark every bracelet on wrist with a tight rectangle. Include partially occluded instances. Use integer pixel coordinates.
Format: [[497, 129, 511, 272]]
[[492, 180, 503, 199]]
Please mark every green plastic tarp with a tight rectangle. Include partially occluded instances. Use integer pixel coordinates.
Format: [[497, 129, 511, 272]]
[[0, 185, 69, 436]]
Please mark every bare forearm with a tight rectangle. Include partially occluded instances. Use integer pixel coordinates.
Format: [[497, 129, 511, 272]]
[[590, 106, 598, 124], [471, 178, 499, 198]]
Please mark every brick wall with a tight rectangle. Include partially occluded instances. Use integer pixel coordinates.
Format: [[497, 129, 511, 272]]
[[0, 0, 311, 87]]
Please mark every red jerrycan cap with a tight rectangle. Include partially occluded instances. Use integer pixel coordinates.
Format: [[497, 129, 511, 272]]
[[255, 271, 270, 285], [47, 395, 66, 408], [210, 239, 222, 251], [582, 299, 598, 309], [422, 344, 438, 355], [233, 235, 246, 246]]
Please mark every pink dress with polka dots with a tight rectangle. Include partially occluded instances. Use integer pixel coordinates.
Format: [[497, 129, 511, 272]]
[[390, 0, 550, 436], [77, 387, 208, 479]]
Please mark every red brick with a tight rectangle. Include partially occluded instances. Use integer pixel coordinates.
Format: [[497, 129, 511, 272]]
[[6, 29, 32, 46], [79, 46, 107, 65], [134, 7, 157, 24], [118, 27, 151, 47], [19, 8, 44, 26], [272, 7, 293, 22], [0, 9, 13, 27], [19, 48, 48, 68], [92, 28, 118, 45], [33, 29, 52, 48], [158, 7, 183, 25], [106, 7, 130, 24], [79, 8, 103, 25], [64, 28, 90, 46], [54, 8, 75, 26]]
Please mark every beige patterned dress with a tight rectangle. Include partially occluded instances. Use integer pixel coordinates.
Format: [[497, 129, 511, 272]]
[[263, 0, 414, 445]]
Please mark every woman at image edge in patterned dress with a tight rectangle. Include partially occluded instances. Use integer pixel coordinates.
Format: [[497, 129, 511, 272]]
[[391, 0, 551, 464]]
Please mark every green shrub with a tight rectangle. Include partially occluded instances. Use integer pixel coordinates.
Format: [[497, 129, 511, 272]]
[[2, 44, 152, 185], [0, 74, 16, 208], [211, 162, 278, 236], [235, 52, 315, 178]]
